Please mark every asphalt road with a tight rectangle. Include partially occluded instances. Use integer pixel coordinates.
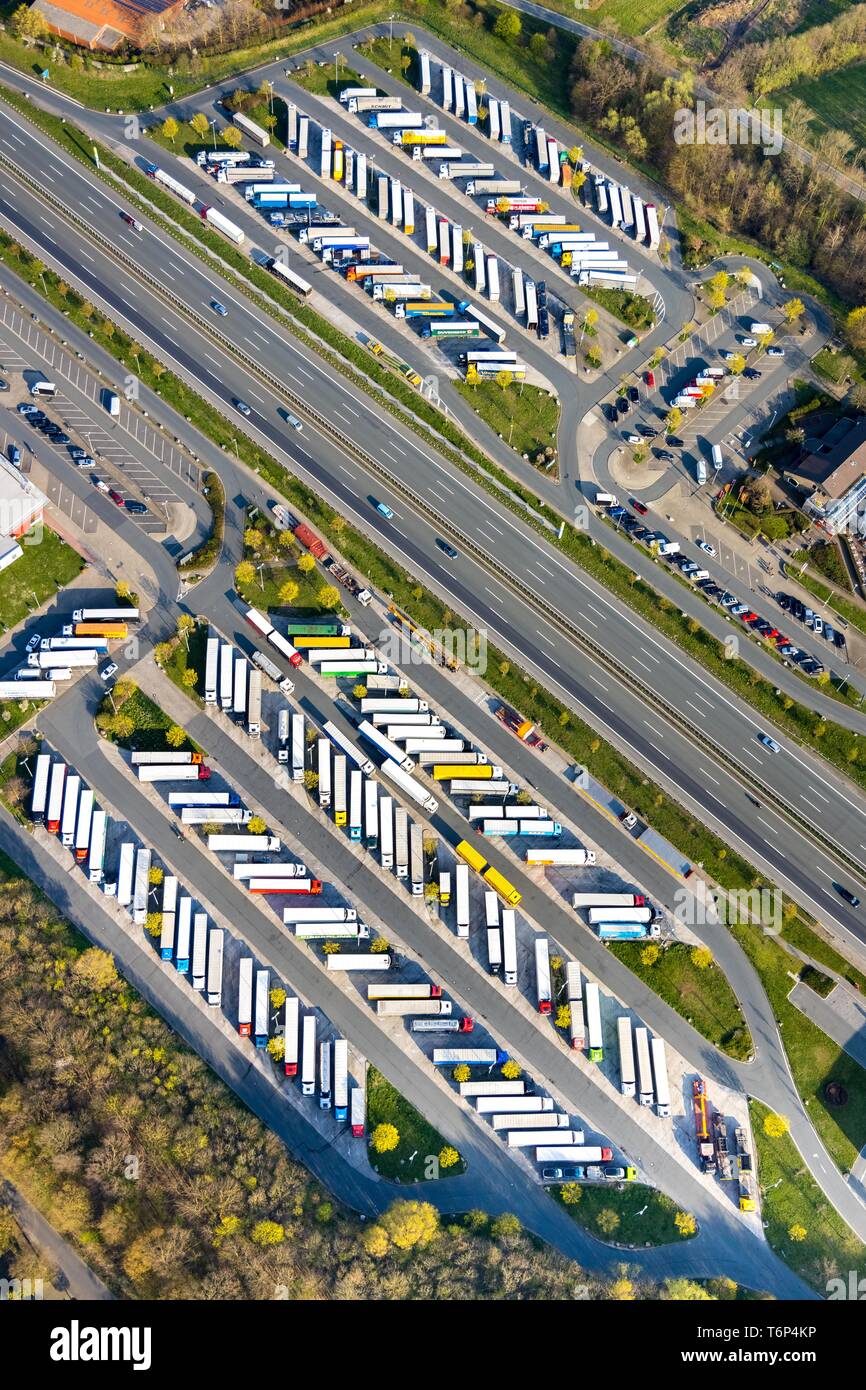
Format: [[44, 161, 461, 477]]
[[0, 1178, 113, 1300]]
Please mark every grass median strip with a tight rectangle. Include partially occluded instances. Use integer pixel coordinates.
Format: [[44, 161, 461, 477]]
[[551, 1179, 694, 1247], [366, 1065, 465, 1180]]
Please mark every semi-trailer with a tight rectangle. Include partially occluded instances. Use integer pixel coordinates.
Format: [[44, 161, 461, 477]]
[[357, 718, 414, 772], [247, 669, 262, 738], [132, 751, 202, 765], [637, 1029, 661, 1109], [208, 834, 281, 852], [364, 777, 379, 850], [572, 892, 646, 909], [645, 203, 660, 250], [349, 769, 363, 841], [159, 876, 178, 961], [60, 774, 80, 847], [284, 996, 300, 1075], [585, 981, 604, 1061], [88, 811, 107, 883], [360, 697, 429, 714], [254, 969, 270, 1048], [233, 658, 248, 717], [333, 754, 348, 828], [317, 738, 331, 810], [369, 112, 425, 130], [73, 787, 94, 860], [246, 878, 322, 895], [219, 643, 234, 710], [191, 913, 208, 991], [283, 906, 357, 924], [368, 982, 442, 1000], [454, 862, 471, 940], [380, 758, 438, 813], [536, 1145, 612, 1162], [291, 714, 305, 783], [116, 843, 136, 908], [421, 319, 483, 339], [380, 795, 394, 868], [180, 807, 248, 824], [507, 1129, 583, 1149], [449, 780, 515, 797], [30, 752, 51, 823], [40, 637, 108, 652], [326, 954, 392, 971], [301, 1015, 316, 1094], [383, 723, 446, 740], [319, 1040, 332, 1109], [201, 206, 245, 244], [526, 847, 597, 866], [168, 791, 240, 807], [28, 649, 97, 669], [502, 909, 518, 985], [597, 921, 661, 941], [431, 762, 499, 780], [132, 847, 151, 926], [459, 1079, 526, 1097], [617, 1016, 636, 1098], [175, 896, 192, 972], [395, 806, 409, 878], [349, 95, 401, 114], [651, 1036, 671, 1118], [73, 607, 140, 623], [432, 1048, 507, 1066], [417, 749, 485, 765], [377, 999, 453, 1016], [410, 822, 424, 897], [476, 1095, 551, 1114], [451, 225, 464, 274], [485, 891, 501, 974], [293, 921, 369, 941], [493, 1113, 569, 1131], [534, 937, 552, 1013], [238, 958, 253, 1036], [402, 737, 464, 755], [204, 636, 219, 703], [334, 1038, 349, 1121], [411, 1017, 473, 1033], [468, 804, 550, 822], [566, 962, 586, 1051], [351, 1085, 365, 1136], [587, 906, 655, 925], [231, 863, 308, 880]]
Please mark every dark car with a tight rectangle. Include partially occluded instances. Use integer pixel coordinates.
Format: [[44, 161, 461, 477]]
[[834, 630, 846, 648], [638, 424, 656, 438], [108, 488, 124, 505], [0, 378, 8, 392], [792, 599, 806, 620], [655, 449, 675, 463], [666, 436, 684, 448], [124, 499, 147, 514], [436, 538, 458, 559], [630, 499, 649, 515], [744, 368, 762, 380], [50, 432, 70, 445], [836, 884, 861, 907], [604, 402, 618, 423], [627, 385, 639, 402], [777, 594, 791, 611], [616, 396, 629, 414]]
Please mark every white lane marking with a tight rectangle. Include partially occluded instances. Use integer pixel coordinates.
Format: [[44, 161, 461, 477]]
[[643, 720, 664, 739], [587, 672, 608, 690], [484, 586, 504, 605], [685, 699, 706, 717], [536, 629, 555, 646], [699, 767, 719, 785], [757, 817, 778, 835]]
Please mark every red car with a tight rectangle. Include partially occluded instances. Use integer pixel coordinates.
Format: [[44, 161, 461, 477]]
[[764, 628, 780, 641], [108, 488, 124, 506], [741, 611, 758, 623], [645, 370, 655, 388], [630, 498, 649, 515], [775, 633, 789, 646]]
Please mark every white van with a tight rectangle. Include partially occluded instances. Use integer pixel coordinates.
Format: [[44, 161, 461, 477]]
[[711, 444, 723, 470], [595, 492, 618, 507], [30, 378, 57, 397], [105, 391, 120, 417], [749, 322, 771, 335], [690, 569, 710, 582]]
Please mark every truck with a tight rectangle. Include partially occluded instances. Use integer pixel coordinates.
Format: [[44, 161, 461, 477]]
[[204, 636, 219, 703], [60, 773, 80, 847], [494, 1113, 569, 1132], [364, 778, 379, 850], [572, 892, 645, 910], [459, 1079, 526, 1098], [301, 1015, 316, 1094], [41, 637, 108, 653], [380, 758, 438, 814], [369, 112, 424, 130], [485, 891, 501, 975], [73, 607, 140, 623], [597, 921, 661, 942], [219, 643, 234, 710], [587, 906, 656, 926], [410, 822, 424, 897], [291, 714, 305, 783], [317, 738, 331, 811], [114, 841, 135, 907], [468, 178, 521, 196], [201, 207, 245, 245], [617, 1017, 636, 1097], [566, 963, 585, 1052], [131, 847, 151, 926], [206, 930, 225, 1008], [693, 1078, 716, 1173], [326, 954, 392, 972], [358, 719, 414, 772], [208, 835, 281, 852], [293, 922, 369, 941], [73, 788, 94, 861], [333, 754, 348, 828], [501, 909, 518, 985], [477, 1096, 551, 1115], [368, 982, 442, 1000], [131, 750, 202, 766], [30, 752, 51, 824], [349, 769, 363, 842], [284, 997, 299, 1076], [507, 1129, 583, 1149], [333, 1038, 349, 1121], [634, 1026, 654, 1106], [454, 862, 471, 940], [377, 999, 453, 1017], [584, 981, 604, 1061], [246, 669, 262, 738], [232, 863, 308, 881], [379, 795, 394, 869], [191, 913, 208, 991], [319, 1040, 332, 1109], [276, 708, 290, 764], [432, 1049, 507, 1066], [395, 806, 409, 878], [534, 937, 552, 1014], [322, 721, 375, 777], [651, 1036, 671, 1118], [238, 958, 253, 1036], [138, 764, 211, 782], [411, 1017, 473, 1034], [283, 907, 357, 925], [351, 1085, 366, 1136], [233, 658, 248, 717], [361, 697, 429, 715], [525, 847, 596, 867], [254, 969, 270, 1048], [88, 811, 107, 883], [28, 649, 97, 669], [245, 878, 322, 895], [536, 1145, 612, 1163], [174, 897, 191, 972]]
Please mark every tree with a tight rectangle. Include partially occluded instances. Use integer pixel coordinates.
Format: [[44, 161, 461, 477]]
[[640, 943, 660, 966], [664, 1277, 712, 1300], [708, 287, 726, 313], [707, 270, 729, 295], [73, 948, 118, 991], [11, 4, 49, 42], [439, 1146, 460, 1170], [845, 306, 866, 352], [190, 112, 210, 140], [247, 816, 266, 835], [560, 1182, 581, 1205], [529, 31, 548, 62], [496, 369, 514, 391], [244, 527, 263, 551], [727, 353, 747, 375], [674, 1210, 697, 1237], [691, 945, 713, 970], [278, 579, 299, 606], [148, 865, 164, 887], [250, 1220, 285, 1246], [371, 1123, 399, 1154], [302, 769, 318, 792], [596, 1208, 620, 1236], [491, 1212, 521, 1240], [452, 1064, 471, 1083], [763, 1111, 790, 1139], [115, 581, 131, 601], [144, 911, 162, 939], [176, 613, 195, 639], [110, 714, 134, 741], [665, 407, 683, 435], [493, 9, 521, 42], [500, 1059, 520, 1079], [611, 1274, 635, 1299], [182, 668, 198, 689], [370, 936, 390, 954], [362, 1224, 389, 1257], [234, 561, 255, 588], [317, 584, 341, 610], [783, 298, 805, 321], [165, 723, 186, 748], [788, 1224, 807, 1242], [381, 1199, 439, 1249], [222, 126, 243, 150], [586, 345, 602, 369], [267, 1036, 285, 1061], [555, 1004, 571, 1030], [583, 308, 599, 333], [153, 642, 172, 667], [297, 553, 316, 574], [465, 363, 481, 388], [161, 117, 180, 144], [352, 684, 367, 700]]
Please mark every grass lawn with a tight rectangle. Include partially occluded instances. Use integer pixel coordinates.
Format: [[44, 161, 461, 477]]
[[608, 943, 752, 1061], [0, 743, 35, 825], [236, 512, 341, 616], [791, 541, 852, 592], [781, 61, 866, 156], [98, 682, 199, 754], [813, 346, 863, 387], [0, 526, 84, 632], [366, 1066, 466, 1181], [163, 621, 209, 704], [751, 1099, 866, 1292], [537, 0, 683, 37], [454, 380, 560, 464], [552, 1180, 694, 1246], [582, 285, 656, 332], [290, 58, 365, 99], [782, 916, 866, 994]]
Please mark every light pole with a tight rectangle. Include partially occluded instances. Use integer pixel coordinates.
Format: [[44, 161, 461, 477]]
[[209, 118, 217, 150], [389, 12, 396, 50]]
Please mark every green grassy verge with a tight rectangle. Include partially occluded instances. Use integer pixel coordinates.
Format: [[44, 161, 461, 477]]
[[0, 742, 34, 825], [608, 942, 752, 1061], [453, 379, 560, 464], [236, 511, 340, 615], [366, 1065, 465, 1180], [787, 565, 866, 639], [161, 621, 209, 704], [781, 916, 866, 993], [751, 1099, 866, 1293], [551, 1180, 694, 1246], [96, 681, 199, 754], [0, 525, 84, 631]]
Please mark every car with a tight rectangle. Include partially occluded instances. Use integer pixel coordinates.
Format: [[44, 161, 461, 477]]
[[120, 212, 143, 232], [824, 623, 835, 642], [834, 630, 846, 648], [124, 499, 148, 514], [696, 539, 716, 556], [638, 424, 656, 438], [49, 432, 70, 445], [271, 503, 292, 531], [100, 663, 118, 682], [645, 370, 655, 388], [108, 489, 124, 505], [777, 594, 791, 611], [620, 810, 638, 831], [704, 586, 723, 600], [69, 445, 85, 459], [764, 628, 780, 641], [25, 633, 41, 652], [627, 385, 639, 402], [741, 610, 758, 623], [767, 346, 785, 358], [604, 1165, 637, 1182], [720, 593, 737, 607], [436, 538, 458, 559], [754, 619, 772, 634], [630, 498, 648, 516], [758, 733, 781, 753], [0, 378, 8, 392], [285, 413, 303, 431], [722, 350, 739, 362], [666, 436, 683, 448], [541, 1167, 564, 1182], [813, 616, 824, 636], [774, 633, 790, 646], [731, 604, 749, 617], [7, 445, 20, 468], [210, 299, 228, 316], [367, 338, 383, 356], [604, 402, 618, 423], [93, 478, 110, 493], [76, 456, 96, 468], [616, 396, 629, 415], [681, 562, 698, 575], [375, 500, 394, 520], [792, 599, 806, 620], [235, 400, 252, 416], [804, 608, 814, 627], [16, 402, 37, 416], [624, 432, 641, 445], [654, 449, 675, 464], [835, 884, 861, 907], [740, 336, 758, 347], [744, 368, 762, 380], [779, 644, 798, 657]]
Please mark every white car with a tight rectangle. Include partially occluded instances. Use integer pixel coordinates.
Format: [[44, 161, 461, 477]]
[[624, 432, 641, 445], [696, 539, 716, 557], [721, 350, 739, 362], [285, 413, 303, 431], [100, 663, 118, 682], [758, 733, 781, 753], [271, 503, 292, 531], [26, 633, 41, 652], [740, 337, 757, 347], [93, 478, 110, 493]]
